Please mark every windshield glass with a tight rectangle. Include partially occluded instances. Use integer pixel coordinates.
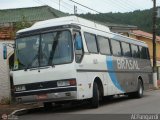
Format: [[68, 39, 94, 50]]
[[14, 30, 73, 70]]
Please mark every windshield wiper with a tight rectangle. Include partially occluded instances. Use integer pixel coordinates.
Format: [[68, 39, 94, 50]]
[[29, 66, 50, 71], [25, 32, 61, 71], [24, 54, 38, 71], [48, 32, 60, 67]]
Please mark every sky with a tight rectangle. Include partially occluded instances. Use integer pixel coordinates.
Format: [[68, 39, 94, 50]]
[[0, 0, 160, 14]]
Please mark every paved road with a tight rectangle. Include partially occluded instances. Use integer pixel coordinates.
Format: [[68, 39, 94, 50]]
[[17, 90, 160, 120]]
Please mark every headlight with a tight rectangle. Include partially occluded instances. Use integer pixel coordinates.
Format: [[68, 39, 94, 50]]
[[57, 81, 70, 87], [15, 85, 26, 91], [57, 79, 76, 87]]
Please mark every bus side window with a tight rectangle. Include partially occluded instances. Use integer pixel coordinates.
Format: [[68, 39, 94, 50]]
[[139, 46, 149, 59], [131, 44, 140, 58], [146, 48, 150, 59], [84, 32, 98, 54], [97, 36, 111, 55], [121, 42, 131, 57], [110, 39, 122, 56], [75, 33, 82, 50]]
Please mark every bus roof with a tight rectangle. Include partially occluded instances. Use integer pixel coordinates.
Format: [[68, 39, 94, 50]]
[[17, 15, 147, 47], [17, 15, 110, 33]]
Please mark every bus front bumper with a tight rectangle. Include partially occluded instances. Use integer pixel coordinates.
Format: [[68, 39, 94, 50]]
[[14, 87, 77, 103]]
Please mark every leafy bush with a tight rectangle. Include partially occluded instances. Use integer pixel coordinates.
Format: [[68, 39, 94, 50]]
[[0, 97, 10, 105]]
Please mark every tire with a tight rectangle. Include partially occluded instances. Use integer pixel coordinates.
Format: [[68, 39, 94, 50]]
[[128, 80, 143, 98], [90, 83, 100, 108], [43, 102, 53, 110], [135, 80, 143, 98]]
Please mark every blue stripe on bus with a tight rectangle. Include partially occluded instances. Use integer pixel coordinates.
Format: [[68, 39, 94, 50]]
[[106, 56, 125, 92]]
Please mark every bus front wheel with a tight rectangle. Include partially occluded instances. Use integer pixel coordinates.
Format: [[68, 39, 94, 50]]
[[90, 82, 100, 108]]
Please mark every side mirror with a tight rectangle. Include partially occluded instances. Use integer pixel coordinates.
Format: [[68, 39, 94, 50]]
[[3, 44, 7, 60], [74, 34, 83, 63], [75, 35, 82, 50]]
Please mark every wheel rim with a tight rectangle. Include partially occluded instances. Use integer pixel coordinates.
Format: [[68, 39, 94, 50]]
[[139, 83, 143, 95], [97, 88, 100, 101]]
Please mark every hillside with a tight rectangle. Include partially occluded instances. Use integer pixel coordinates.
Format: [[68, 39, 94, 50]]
[[79, 9, 160, 35]]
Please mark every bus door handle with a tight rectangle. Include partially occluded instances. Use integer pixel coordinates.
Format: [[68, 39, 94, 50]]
[[93, 59, 98, 64]]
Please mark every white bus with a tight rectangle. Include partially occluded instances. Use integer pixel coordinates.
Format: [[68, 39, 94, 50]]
[[4, 16, 152, 108]]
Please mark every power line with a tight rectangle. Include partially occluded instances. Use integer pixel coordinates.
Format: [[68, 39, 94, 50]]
[[101, 0, 131, 12], [33, 0, 89, 14], [51, 0, 74, 13], [127, 0, 144, 10], [54, 0, 73, 12], [68, 0, 125, 22], [157, 1, 160, 6], [33, 0, 45, 6], [33, 0, 154, 14], [61, 0, 87, 13], [68, 0, 101, 14], [100, 0, 124, 12], [118, 0, 140, 11], [34, 0, 74, 13]]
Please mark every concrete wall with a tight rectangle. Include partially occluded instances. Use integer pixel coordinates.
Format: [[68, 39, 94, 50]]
[[0, 41, 14, 102]]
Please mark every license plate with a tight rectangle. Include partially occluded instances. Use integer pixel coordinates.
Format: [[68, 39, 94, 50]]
[[37, 94, 48, 100]]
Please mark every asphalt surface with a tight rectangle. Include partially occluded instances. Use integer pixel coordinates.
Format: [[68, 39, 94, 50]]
[[17, 90, 160, 120]]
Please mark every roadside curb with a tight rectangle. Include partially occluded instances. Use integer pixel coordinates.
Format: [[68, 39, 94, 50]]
[[10, 106, 43, 116], [145, 88, 160, 92], [152, 88, 160, 90], [10, 108, 29, 116]]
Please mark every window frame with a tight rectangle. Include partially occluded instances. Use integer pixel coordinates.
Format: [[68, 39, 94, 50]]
[[121, 42, 132, 58], [84, 32, 99, 54], [146, 48, 150, 60], [139, 46, 150, 60], [73, 29, 84, 63], [131, 44, 140, 59], [40, 30, 74, 66], [110, 39, 122, 57], [13, 29, 74, 71], [97, 35, 111, 55]]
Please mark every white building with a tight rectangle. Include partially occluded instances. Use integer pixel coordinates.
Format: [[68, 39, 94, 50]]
[[0, 41, 14, 103]]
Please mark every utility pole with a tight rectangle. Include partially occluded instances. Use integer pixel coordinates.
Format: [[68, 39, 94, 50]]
[[59, 0, 60, 11], [157, 7, 160, 18], [74, 5, 77, 14], [152, 0, 158, 88]]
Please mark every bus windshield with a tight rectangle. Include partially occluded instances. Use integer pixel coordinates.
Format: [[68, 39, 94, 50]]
[[14, 30, 73, 70]]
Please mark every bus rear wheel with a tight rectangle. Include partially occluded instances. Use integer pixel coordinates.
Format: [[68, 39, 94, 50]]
[[90, 82, 100, 108], [135, 80, 144, 98], [128, 79, 143, 98]]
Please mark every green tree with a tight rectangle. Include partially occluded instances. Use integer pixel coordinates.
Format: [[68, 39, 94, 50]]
[[79, 9, 160, 35]]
